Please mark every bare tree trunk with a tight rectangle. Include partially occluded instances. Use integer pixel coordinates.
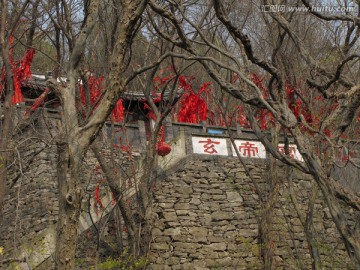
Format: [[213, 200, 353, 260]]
[[0, 45, 15, 212], [259, 167, 276, 269], [91, 144, 139, 255], [92, 130, 159, 257], [316, 172, 360, 267], [305, 184, 322, 270], [54, 141, 83, 270], [259, 125, 281, 269], [288, 166, 322, 270], [0, 0, 38, 212], [293, 129, 360, 267], [137, 143, 157, 255]]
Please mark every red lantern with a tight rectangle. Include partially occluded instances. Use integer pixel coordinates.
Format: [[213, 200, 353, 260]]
[[156, 143, 171, 157]]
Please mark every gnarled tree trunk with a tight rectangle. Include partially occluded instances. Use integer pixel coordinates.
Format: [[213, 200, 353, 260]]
[[55, 141, 83, 270]]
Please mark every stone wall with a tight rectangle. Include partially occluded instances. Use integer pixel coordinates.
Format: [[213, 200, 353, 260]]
[[0, 136, 58, 269], [0, 106, 357, 269], [148, 156, 353, 269], [0, 108, 142, 270]]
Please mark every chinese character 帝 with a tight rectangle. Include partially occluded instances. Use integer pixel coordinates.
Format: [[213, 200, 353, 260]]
[[239, 142, 259, 157]]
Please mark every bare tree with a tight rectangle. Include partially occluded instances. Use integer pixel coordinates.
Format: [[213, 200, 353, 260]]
[[1, 0, 359, 269], [145, 0, 360, 266], [42, 0, 157, 268], [0, 0, 34, 213]]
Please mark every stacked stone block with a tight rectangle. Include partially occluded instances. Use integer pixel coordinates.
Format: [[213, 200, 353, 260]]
[[148, 157, 353, 270]]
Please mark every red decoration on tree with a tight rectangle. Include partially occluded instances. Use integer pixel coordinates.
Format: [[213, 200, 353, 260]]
[[251, 73, 269, 98], [156, 126, 171, 157], [156, 143, 172, 157], [249, 74, 276, 130], [237, 105, 249, 127], [153, 74, 175, 93], [26, 88, 50, 114], [12, 78, 24, 105], [20, 48, 35, 80], [79, 74, 104, 106], [143, 94, 161, 121], [8, 36, 36, 105], [178, 78, 210, 123], [78, 74, 127, 122], [112, 99, 125, 122]]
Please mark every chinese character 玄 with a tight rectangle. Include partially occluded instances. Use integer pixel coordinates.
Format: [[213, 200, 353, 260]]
[[198, 139, 220, 154]]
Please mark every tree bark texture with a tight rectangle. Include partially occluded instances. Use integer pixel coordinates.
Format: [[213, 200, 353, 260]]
[[0, 42, 15, 212], [54, 142, 83, 270], [259, 126, 281, 270]]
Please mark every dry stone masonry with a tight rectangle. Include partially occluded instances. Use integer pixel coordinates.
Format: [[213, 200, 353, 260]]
[[148, 156, 353, 269], [0, 142, 59, 269], [0, 109, 141, 270], [0, 110, 356, 269]]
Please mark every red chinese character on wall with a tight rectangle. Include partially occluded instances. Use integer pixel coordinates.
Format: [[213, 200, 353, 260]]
[[278, 145, 296, 158], [239, 142, 259, 157], [198, 139, 220, 154]]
